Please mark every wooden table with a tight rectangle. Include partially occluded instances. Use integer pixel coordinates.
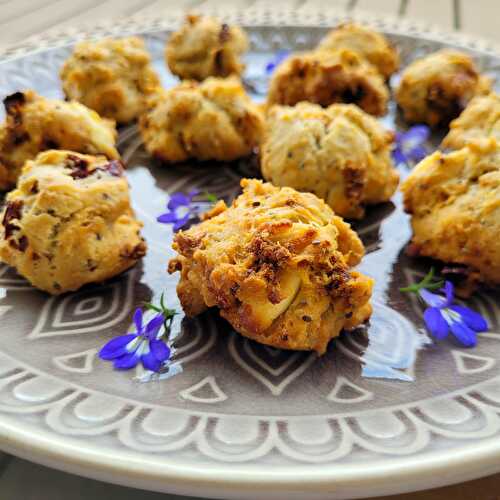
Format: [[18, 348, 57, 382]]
[[1, 1, 499, 499]]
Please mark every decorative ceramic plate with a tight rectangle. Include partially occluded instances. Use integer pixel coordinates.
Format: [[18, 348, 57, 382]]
[[0, 10, 499, 500]]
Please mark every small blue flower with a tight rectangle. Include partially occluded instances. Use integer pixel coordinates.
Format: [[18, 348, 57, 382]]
[[393, 125, 430, 166], [157, 190, 200, 231], [265, 50, 290, 74], [419, 281, 488, 347], [99, 308, 171, 372]]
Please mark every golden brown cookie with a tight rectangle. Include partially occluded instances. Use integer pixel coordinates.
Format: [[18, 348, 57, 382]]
[[0, 150, 146, 295], [60, 37, 160, 124], [168, 178, 374, 354], [267, 49, 389, 116], [442, 93, 500, 149], [139, 77, 264, 163], [401, 138, 500, 287], [317, 22, 399, 79], [395, 49, 491, 128], [261, 102, 399, 219], [0, 90, 119, 191], [166, 14, 248, 81]]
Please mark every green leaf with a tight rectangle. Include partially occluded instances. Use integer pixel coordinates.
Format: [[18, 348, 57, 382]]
[[203, 192, 218, 203]]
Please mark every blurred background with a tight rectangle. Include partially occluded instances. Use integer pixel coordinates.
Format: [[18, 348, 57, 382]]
[[0, 0, 499, 51]]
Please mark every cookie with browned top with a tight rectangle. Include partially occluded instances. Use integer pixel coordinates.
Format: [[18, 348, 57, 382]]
[[395, 49, 491, 128], [261, 102, 399, 219], [0, 150, 146, 294], [267, 49, 389, 116], [317, 23, 399, 79], [443, 93, 500, 149], [0, 90, 119, 191], [168, 178, 373, 354], [166, 14, 248, 81], [139, 77, 264, 163], [60, 37, 160, 124], [401, 138, 500, 288]]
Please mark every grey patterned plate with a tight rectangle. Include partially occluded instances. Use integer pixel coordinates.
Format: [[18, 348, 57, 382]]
[[0, 12, 500, 500]]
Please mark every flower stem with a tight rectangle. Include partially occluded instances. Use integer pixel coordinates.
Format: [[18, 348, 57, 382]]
[[400, 267, 444, 294]]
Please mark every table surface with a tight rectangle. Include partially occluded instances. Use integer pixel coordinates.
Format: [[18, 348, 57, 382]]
[[1, 0, 500, 499]]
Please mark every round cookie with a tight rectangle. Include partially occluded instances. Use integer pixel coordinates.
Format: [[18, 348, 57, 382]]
[[168, 178, 373, 354], [139, 76, 264, 163], [261, 102, 399, 219], [401, 138, 500, 287], [165, 14, 248, 81], [442, 93, 500, 149], [60, 37, 160, 124], [0, 150, 146, 295], [317, 22, 399, 79], [395, 49, 491, 128], [267, 49, 389, 116], [0, 90, 119, 191]]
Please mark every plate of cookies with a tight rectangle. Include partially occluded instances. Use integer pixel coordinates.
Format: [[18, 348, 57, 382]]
[[0, 9, 499, 500]]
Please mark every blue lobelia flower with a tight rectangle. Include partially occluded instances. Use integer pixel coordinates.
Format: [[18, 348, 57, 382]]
[[419, 281, 488, 347], [99, 308, 171, 372], [392, 125, 430, 166], [265, 50, 291, 74], [157, 190, 200, 231]]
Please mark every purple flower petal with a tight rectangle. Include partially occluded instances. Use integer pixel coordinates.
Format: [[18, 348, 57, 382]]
[[392, 147, 407, 165], [408, 144, 428, 162], [167, 192, 190, 210], [449, 305, 488, 332], [145, 314, 165, 339], [265, 50, 290, 74], [419, 288, 447, 308], [442, 281, 454, 306], [141, 350, 162, 372], [187, 189, 200, 201], [157, 211, 178, 223], [114, 351, 140, 370], [403, 125, 430, 144], [133, 308, 143, 334], [150, 339, 171, 362], [99, 334, 137, 360], [172, 214, 190, 231], [449, 318, 477, 347], [423, 307, 449, 339]]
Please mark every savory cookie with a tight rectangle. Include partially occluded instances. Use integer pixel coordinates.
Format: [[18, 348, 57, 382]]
[[261, 102, 399, 219], [139, 77, 264, 163], [168, 178, 374, 354], [267, 49, 389, 116], [0, 90, 119, 191], [60, 37, 160, 124], [395, 49, 491, 127], [317, 22, 399, 79], [443, 93, 500, 149], [0, 150, 146, 295], [401, 138, 500, 288], [165, 14, 249, 81]]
